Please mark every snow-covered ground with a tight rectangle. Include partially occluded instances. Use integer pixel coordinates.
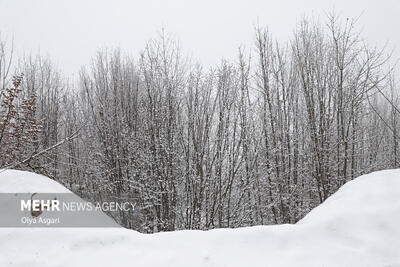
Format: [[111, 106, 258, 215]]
[[0, 169, 399, 267]]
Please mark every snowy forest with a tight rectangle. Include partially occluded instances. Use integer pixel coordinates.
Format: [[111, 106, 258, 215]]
[[0, 14, 398, 233]]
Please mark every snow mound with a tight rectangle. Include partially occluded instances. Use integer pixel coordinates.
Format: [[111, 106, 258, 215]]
[[0, 169, 71, 193], [0, 169, 120, 228], [0, 169, 400, 267]]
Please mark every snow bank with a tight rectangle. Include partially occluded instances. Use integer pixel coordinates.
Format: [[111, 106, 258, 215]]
[[0, 169, 71, 193], [0, 169, 399, 267]]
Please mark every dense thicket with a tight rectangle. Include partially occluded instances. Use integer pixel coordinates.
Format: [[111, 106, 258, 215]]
[[0, 15, 398, 232]]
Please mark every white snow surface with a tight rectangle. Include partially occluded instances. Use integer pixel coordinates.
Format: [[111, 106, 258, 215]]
[[0, 169, 399, 267]]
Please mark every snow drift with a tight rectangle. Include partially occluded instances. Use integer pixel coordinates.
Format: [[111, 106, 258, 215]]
[[0, 169, 399, 267]]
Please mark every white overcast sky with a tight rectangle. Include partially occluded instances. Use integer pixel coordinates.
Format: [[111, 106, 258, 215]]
[[0, 0, 399, 77]]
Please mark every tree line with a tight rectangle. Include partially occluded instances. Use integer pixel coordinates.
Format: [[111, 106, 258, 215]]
[[0, 14, 398, 232]]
